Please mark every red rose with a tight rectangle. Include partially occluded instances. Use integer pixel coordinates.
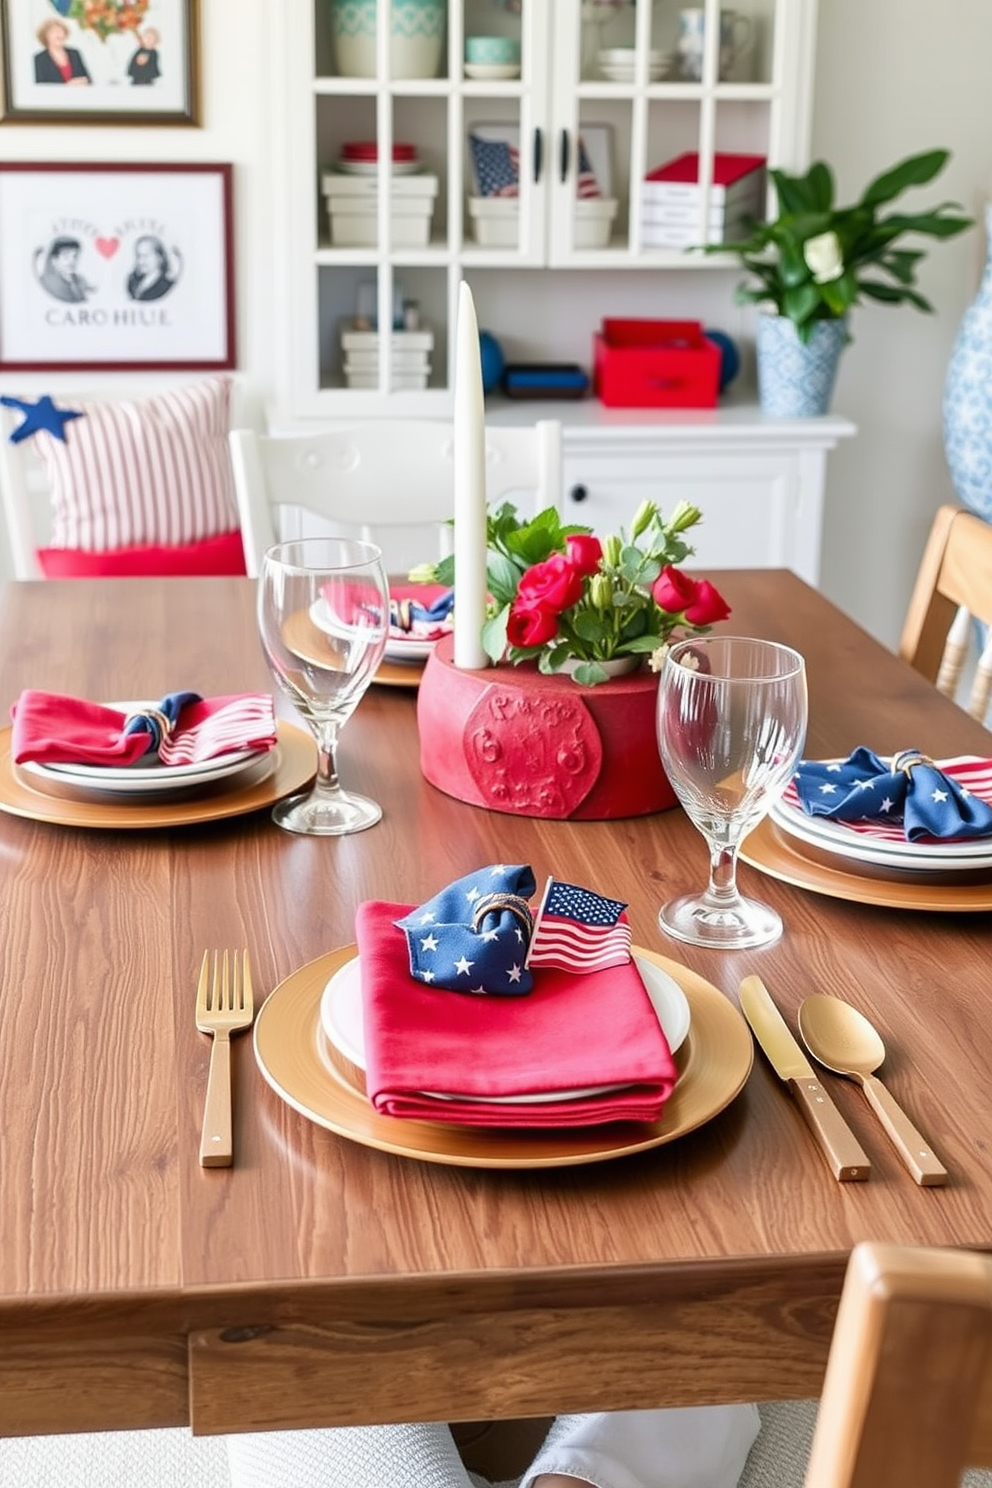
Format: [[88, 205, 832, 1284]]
[[506, 598, 560, 647], [565, 534, 602, 577], [683, 579, 731, 626], [652, 565, 699, 615], [516, 553, 584, 614]]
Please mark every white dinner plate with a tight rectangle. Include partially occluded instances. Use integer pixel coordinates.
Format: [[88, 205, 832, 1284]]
[[383, 633, 443, 662], [319, 950, 691, 1106], [333, 160, 422, 176], [20, 701, 268, 799], [771, 755, 992, 871], [464, 62, 521, 80]]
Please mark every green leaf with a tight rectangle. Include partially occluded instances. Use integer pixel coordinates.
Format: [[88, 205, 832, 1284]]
[[858, 280, 933, 311], [567, 660, 609, 687], [481, 606, 509, 664], [622, 633, 666, 654], [571, 611, 610, 643], [486, 550, 525, 605], [860, 149, 949, 208], [782, 281, 822, 326]]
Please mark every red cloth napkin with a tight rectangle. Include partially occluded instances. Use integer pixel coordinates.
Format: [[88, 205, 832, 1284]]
[[10, 690, 277, 767], [355, 900, 678, 1127]]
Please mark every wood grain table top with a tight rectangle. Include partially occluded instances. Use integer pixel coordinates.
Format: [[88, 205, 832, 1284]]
[[1, 573, 990, 1437]]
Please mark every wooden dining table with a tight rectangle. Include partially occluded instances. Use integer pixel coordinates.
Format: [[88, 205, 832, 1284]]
[[1, 570, 991, 1441]]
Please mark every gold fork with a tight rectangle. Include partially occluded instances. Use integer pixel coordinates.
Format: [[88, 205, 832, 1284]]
[[195, 949, 254, 1168]]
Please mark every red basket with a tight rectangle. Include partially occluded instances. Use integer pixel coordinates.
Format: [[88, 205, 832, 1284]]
[[593, 319, 721, 408]]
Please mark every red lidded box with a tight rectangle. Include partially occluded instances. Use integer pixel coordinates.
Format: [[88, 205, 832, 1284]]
[[593, 319, 721, 408]]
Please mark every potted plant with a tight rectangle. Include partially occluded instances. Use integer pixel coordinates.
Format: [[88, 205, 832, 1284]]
[[711, 149, 973, 417]]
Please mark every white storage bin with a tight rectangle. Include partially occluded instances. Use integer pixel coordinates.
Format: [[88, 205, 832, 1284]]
[[340, 330, 435, 354], [327, 198, 435, 247], [574, 198, 618, 249], [343, 370, 431, 390], [467, 197, 519, 247]]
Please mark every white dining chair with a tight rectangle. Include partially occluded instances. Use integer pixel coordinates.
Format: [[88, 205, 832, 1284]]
[[0, 378, 262, 580], [228, 418, 563, 577]]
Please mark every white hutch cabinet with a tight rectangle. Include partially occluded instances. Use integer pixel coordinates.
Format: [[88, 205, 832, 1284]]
[[271, 0, 853, 582]]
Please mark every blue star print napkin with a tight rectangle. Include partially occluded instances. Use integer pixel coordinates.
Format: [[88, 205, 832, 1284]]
[[394, 864, 537, 995], [793, 747, 992, 841]]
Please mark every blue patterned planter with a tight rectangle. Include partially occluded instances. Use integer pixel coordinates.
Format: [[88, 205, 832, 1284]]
[[944, 208, 992, 522], [756, 314, 848, 418]]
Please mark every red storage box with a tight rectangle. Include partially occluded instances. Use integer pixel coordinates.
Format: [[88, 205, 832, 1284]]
[[593, 319, 721, 408]]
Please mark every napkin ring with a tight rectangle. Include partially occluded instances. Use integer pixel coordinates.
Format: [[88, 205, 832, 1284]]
[[471, 892, 534, 942], [124, 706, 175, 752], [390, 598, 413, 632], [892, 748, 935, 778]]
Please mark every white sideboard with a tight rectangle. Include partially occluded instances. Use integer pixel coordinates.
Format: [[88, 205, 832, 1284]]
[[486, 400, 855, 585]]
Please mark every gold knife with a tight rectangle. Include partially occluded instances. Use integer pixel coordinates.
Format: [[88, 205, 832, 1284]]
[[739, 975, 871, 1182]]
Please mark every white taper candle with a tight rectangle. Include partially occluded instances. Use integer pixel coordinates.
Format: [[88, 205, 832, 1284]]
[[452, 279, 489, 671]]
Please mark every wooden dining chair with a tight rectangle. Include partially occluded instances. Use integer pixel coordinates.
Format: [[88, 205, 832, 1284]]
[[228, 418, 563, 577], [738, 1241, 992, 1488], [898, 503, 992, 721]]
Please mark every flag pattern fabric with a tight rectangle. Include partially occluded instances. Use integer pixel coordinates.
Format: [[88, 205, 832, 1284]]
[[792, 747, 992, 841], [11, 689, 277, 768], [576, 137, 603, 199], [388, 584, 454, 641], [394, 863, 537, 995], [470, 134, 520, 197], [526, 877, 632, 974]]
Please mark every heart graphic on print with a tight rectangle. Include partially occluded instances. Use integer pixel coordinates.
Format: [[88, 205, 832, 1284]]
[[94, 237, 120, 259]]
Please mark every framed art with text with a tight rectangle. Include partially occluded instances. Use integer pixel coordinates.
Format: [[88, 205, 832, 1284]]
[[0, 0, 199, 125], [0, 161, 235, 371]]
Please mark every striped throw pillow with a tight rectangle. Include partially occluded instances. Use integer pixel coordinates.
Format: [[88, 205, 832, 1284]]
[[36, 378, 239, 552]]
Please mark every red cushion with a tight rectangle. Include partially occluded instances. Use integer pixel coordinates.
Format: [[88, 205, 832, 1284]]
[[37, 529, 247, 579]]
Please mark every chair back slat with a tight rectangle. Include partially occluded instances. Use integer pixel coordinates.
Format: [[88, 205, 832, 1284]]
[[899, 505, 992, 718], [804, 1242, 992, 1488], [229, 420, 563, 578]]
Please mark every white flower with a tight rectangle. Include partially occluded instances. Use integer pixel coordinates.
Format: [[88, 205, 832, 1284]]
[[803, 231, 844, 284]]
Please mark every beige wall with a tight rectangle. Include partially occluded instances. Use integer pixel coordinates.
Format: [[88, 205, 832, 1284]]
[[811, 0, 992, 646]]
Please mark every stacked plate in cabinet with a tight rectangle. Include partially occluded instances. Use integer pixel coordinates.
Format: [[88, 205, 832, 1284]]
[[323, 142, 438, 249]]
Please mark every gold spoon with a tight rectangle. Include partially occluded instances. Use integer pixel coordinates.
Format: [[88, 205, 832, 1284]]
[[797, 994, 948, 1187]]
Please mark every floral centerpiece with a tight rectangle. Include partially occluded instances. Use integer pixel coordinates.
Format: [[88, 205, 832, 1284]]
[[413, 498, 730, 686]]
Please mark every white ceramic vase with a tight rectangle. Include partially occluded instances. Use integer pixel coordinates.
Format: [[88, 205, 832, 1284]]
[[330, 0, 446, 79], [756, 313, 848, 418], [944, 205, 992, 522]]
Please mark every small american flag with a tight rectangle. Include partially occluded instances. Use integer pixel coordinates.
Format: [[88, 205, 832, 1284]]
[[576, 137, 603, 200], [470, 134, 520, 197], [525, 876, 631, 974]]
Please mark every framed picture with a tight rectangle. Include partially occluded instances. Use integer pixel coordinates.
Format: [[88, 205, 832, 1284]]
[[0, 0, 199, 125], [0, 162, 235, 370]]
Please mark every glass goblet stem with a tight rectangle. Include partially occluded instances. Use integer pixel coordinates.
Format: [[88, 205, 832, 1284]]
[[314, 720, 342, 799]]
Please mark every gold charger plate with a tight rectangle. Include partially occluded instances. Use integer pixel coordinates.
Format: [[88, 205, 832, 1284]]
[[282, 607, 423, 689], [253, 943, 753, 1168], [373, 657, 425, 689], [741, 818, 992, 912], [0, 722, 316, 830]]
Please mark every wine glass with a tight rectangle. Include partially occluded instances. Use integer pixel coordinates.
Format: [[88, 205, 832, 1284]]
[[657, 635, 808, 949], [257, 537, 390, 836]]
